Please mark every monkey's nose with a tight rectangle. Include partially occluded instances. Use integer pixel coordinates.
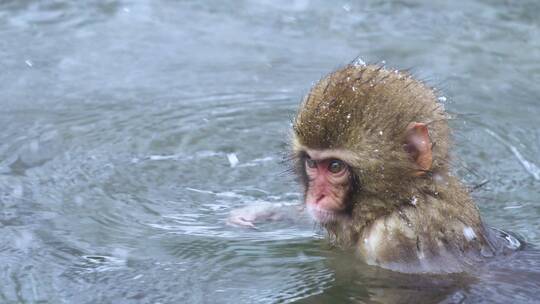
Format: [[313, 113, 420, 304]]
[[315, 194, 326, 204]]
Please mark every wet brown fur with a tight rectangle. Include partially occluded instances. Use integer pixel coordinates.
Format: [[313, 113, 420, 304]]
[[292, 64, 496, 273]]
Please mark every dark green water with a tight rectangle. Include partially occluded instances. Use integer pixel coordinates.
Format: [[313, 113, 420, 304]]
[[0, 1, 539, 303]]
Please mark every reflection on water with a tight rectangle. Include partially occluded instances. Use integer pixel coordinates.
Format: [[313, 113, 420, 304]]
[[0, 0, 539, 303]]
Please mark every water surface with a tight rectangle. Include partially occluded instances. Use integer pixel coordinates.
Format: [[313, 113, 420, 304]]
[[1, 1, 539, 303]]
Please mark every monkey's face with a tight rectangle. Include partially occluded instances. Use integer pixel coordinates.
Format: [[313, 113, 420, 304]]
[[292, 64, 449, 225], [301, 148, 353, 224]]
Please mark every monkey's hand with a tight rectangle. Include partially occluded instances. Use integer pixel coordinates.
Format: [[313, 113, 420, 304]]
[[227, 202, 291, 229]]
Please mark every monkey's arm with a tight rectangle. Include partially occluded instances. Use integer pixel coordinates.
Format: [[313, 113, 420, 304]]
[[227, 202, 303, 228]]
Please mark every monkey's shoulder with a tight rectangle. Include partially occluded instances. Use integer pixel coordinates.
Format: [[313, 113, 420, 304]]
[[357, 208, 506, 273]]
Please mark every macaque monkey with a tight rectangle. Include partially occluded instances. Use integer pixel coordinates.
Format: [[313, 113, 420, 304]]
[[229, 63, 520, 274], [291, 63, 519, 273]]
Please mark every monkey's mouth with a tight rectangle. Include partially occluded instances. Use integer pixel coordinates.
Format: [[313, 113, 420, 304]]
[[306, 205, 342, 224]]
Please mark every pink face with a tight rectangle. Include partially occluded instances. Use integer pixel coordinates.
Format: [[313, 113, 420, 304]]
[[304, 152, 351, 223]]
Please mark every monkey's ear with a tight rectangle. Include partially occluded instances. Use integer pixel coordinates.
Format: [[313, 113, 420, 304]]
[[404, 122, 432, 175]]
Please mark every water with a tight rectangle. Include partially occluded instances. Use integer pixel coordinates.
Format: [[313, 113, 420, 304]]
[[1, 0, 539, 303]]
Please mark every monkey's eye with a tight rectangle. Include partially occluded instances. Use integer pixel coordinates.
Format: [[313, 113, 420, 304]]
[[328, 159, 345, 174], [306, 158, 317, 169]]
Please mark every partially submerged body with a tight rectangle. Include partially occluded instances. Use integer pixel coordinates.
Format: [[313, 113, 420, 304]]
[[228, 199, 522, 274], [339, 190, 522, 273]]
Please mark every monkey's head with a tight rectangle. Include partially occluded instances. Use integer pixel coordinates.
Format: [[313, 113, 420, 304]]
[[292, 64, 450, 227]]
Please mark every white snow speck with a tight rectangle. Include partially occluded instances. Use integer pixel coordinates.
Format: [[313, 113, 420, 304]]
[[352, 57, 366, 66], [227, 153, 239, 167], [463, 227, 477, 241], [438, 96, 447, 102], [25, 60, 33, 67], [410, 196, 417, 206]]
